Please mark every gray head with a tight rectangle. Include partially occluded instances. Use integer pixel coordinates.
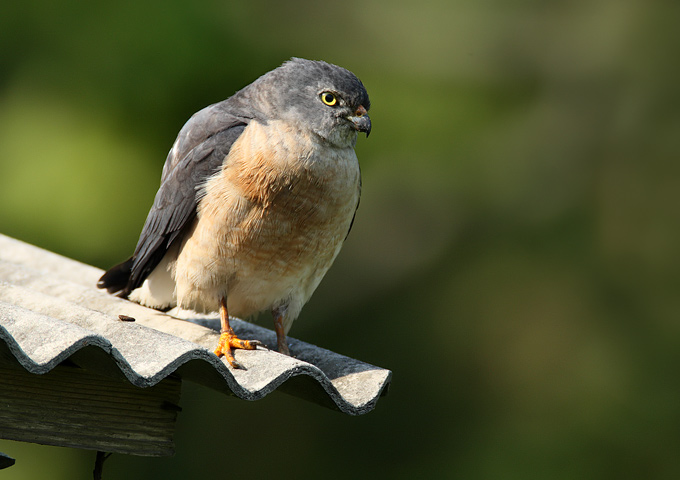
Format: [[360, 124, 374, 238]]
[[237, 58, 371, 147]]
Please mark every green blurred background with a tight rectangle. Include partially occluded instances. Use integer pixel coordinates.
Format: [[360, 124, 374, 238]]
[[1, 0, 679, 478]]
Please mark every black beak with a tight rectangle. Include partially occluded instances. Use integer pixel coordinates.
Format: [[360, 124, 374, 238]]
[[349, 105, 371, 137]]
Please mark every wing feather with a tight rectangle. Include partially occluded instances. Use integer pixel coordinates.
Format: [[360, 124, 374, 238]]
[[98, 103, 249, 296]]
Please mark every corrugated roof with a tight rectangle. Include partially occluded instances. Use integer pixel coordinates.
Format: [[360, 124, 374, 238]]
[[0, 234, 390, 415]]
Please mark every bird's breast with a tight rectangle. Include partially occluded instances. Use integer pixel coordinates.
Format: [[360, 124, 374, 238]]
[[174, 120, 360, 315]]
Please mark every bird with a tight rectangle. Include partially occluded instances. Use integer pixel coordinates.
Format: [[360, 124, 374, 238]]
[[97, 58, 371, 368]]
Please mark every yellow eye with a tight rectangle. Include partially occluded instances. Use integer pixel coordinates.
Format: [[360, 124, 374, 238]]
[[320, 92, 338, 106]]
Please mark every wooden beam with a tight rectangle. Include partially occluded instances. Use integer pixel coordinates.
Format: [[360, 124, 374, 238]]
[[0, 359, 181, 457]]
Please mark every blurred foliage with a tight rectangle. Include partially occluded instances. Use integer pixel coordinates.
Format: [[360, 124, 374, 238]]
[[1, 0, 680, 478]]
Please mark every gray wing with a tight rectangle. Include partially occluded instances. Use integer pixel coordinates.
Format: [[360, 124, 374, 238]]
[[98, 103, 249, 296]]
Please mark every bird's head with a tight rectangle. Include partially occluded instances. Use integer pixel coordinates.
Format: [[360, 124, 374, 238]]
[[247, 58, 371, 148]]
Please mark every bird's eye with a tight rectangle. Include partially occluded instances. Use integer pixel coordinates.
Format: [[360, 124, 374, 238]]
[[320, 92, 338, 106]]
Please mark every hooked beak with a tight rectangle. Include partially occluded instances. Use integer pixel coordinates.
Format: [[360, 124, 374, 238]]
[[348, 105, 371, 137]]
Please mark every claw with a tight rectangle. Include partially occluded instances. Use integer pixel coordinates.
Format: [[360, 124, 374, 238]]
[[213, 297, 264, 368], [214, 332, 260, 369]]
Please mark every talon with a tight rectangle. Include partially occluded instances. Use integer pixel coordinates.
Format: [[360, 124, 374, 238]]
[[214, 297, 262, 369], [214, 331, 259, 369], [278, 340, 290, 356]]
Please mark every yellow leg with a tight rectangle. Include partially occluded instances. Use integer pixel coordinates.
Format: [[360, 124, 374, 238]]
[[213, 297, 262, 368], [272, 310, 290, 356]]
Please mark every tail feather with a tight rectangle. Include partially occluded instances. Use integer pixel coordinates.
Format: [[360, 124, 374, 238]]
[[97, 257, 134, 297]]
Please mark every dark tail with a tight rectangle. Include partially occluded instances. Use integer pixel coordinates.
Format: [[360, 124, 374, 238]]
[[97, 257, 134, 297]]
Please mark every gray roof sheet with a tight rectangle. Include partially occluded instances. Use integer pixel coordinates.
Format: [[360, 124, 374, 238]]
[[0, 234, 390, 415]]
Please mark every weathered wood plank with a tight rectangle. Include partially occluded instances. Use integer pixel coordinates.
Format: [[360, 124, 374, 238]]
[[0, 359, 181, 457]]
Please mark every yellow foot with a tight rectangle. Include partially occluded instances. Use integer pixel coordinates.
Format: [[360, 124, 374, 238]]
[[213, 332, 263, 369], [277, 338, 290, 356]]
